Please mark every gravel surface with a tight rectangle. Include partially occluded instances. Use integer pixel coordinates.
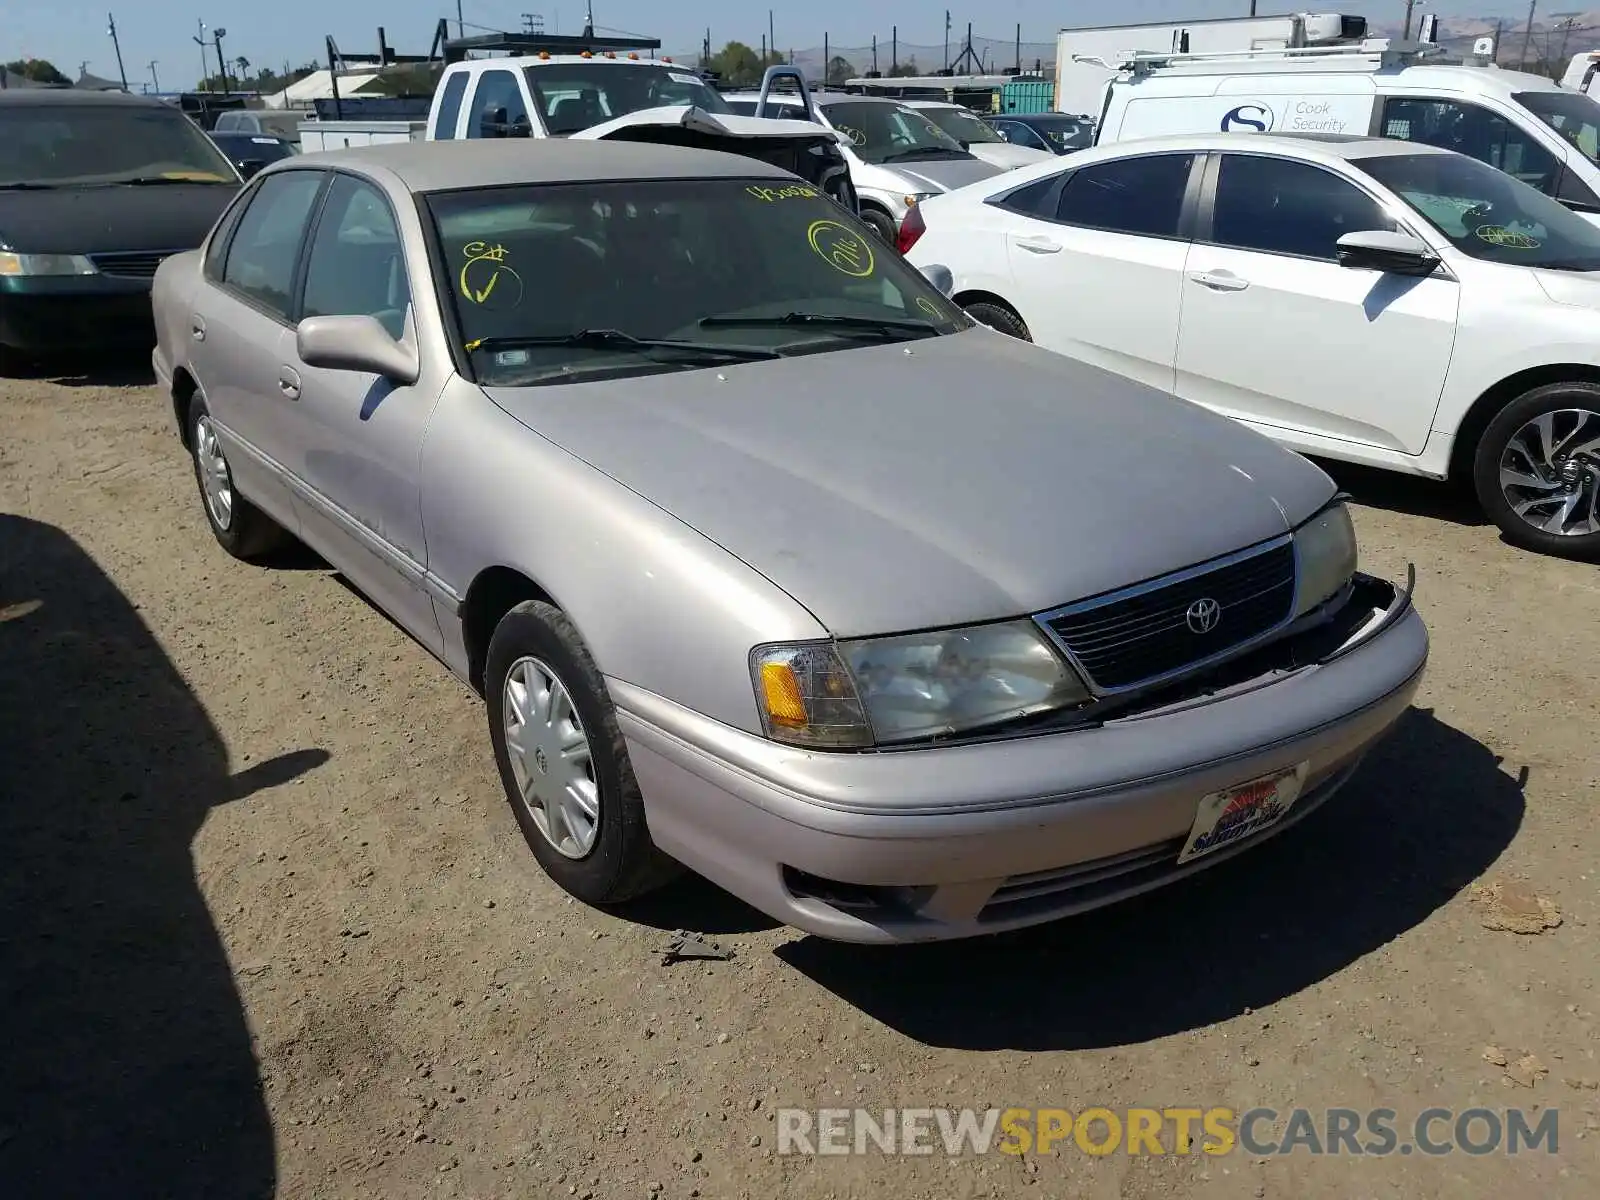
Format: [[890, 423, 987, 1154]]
[[2, 359, 1596, 1200]]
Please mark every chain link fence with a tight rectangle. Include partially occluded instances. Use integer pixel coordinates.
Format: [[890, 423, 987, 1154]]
[[668, 23, 1600, 86]]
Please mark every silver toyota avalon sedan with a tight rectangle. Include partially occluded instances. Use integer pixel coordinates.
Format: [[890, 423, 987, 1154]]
[[151, 139, 1428, 943]]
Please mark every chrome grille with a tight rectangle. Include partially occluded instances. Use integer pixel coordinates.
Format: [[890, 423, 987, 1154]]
[[1041, 540, 1296, 692], [88, 251, 175, 279]]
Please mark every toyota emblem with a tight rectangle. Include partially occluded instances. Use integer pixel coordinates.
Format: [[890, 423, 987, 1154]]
[[1185, 597, 1222, 634]]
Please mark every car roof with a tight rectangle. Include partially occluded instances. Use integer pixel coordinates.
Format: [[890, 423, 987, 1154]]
[[1079, 131, 1456, 162], [0, 88, 175, 108], [261, 138, 794, 193]]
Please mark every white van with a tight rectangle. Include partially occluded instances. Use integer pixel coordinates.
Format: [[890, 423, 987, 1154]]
[[1093, 39, 1600, 224]]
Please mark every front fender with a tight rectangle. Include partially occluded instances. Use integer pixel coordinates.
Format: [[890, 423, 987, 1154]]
[[420, 377, 825, 732]]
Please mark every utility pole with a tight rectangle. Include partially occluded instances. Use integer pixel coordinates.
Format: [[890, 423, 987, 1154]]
[[195, 20, 208, 90], [769, 10, 776, 64], [1520, 0, 1539, 70], [80, 60, 90, 78], [1403, 0, 1417, 39], [944, 10, 951, 71], [1554, 12, 1583, 72], [106, 13, 128, 89], [455, 1, 464, 39], [148, 59, 159, 91], [214, 28, 230, 93], [892, 25, 898, 73]]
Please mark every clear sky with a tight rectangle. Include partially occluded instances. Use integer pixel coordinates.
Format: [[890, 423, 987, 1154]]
[[10, 1, 1543, 90]]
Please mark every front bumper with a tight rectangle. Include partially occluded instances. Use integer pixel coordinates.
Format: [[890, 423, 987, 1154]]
[[615, 572, 1428, 943], [0, 276, 155, 354]]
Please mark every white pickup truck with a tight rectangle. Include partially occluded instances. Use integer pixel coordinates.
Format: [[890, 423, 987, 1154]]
[[299, 57, 858, 210]]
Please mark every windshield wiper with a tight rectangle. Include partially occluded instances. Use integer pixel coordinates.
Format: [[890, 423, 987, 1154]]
[[114, 175, 233, 186], [464, 329, 783, 362], [882, 146, 968, 162], [699, 312, 942, 340]]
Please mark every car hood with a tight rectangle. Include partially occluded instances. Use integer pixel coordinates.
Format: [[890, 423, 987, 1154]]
[[483, 330, 1334, 637], [1532, 267, 1600, 308], [965, 142, 1057, 170], [573, 105, 838, 147], [880, 154, 1007, 193], [0, 182, 239, 254]]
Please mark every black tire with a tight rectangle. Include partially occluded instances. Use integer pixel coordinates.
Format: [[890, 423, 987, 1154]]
[[485, 600, 682, 906], [186, 393, 291, 562], [859, 207, 897, 244], [963, 300, 1031, 341], [1472, 380, 1600, 561]]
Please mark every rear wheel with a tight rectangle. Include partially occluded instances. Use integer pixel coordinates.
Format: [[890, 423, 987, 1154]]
[[187, 394, 290, 562], [1472, 381, 1600, 560], [859, 208, 897, 244], [963, 300, 1031, 341]]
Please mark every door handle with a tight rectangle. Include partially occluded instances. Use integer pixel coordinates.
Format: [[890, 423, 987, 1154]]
[[278, 367, 301, 401], [1012, 235, 1062, 254], [190, 316, 206, 342], [1188, 271, 1250, 292]]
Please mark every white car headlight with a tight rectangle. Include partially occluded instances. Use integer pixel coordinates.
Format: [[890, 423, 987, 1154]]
[[0, 251, 98, 277], [1293, 501, 1359, 617], [752, 620, 1091, 749]]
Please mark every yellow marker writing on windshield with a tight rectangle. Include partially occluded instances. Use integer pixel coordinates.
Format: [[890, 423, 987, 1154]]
[[459, 241, 523, 308]]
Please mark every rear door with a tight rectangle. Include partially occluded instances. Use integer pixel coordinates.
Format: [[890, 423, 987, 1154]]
[[995, 150, 1202, 393], [1173, 151, 1459, 455], [190, 167, 329, 521]]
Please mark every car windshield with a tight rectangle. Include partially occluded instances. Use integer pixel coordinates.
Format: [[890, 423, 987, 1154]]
[[524, 64, 731, 134], [1027, 115, 1095, 151], [212, 134, 297, 163], [1515, 89, 1600, 163], [425, 178, 971, 386], [0, 104, 236, 186], [821, 101, 968, 164], [918, 106, 1004, 144], [1357, 150, 1600, 271]]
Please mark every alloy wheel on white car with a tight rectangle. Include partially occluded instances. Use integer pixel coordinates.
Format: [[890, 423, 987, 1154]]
[[1497, 408, 1600, 538]]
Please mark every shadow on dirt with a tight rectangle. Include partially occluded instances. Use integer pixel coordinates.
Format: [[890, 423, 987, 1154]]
[[1315, 458, 1489, 528], [8, 347, 158, 389], [777, 707, 1523, 1051], [611, 874, 782, 937], [0, 514, 329, 1199]]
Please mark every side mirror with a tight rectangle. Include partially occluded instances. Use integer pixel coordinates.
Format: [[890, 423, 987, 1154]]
[[918, 263, 955, 297], [1335, 229, 1441, 277], [296, 315, 419, 384], [237, 159, 266, 180]]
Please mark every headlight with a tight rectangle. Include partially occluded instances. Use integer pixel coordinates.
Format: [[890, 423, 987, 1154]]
[[902, 192, 936, 207], [0, 251, 98, 277], [751, 620, 1091, 749], [1293, 501, 1359, 617]]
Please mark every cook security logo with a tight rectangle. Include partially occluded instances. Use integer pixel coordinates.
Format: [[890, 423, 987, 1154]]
[[1221, 103, 1274, 133]]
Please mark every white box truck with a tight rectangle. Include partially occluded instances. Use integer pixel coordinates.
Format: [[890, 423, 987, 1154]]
[[1054, 12, 1369, 116]]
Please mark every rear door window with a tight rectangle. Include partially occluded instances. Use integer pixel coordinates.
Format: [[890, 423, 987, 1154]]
[[1053, 153, 1195, 238], [220, 170, 326, 319], [432, 72, 470, 139]]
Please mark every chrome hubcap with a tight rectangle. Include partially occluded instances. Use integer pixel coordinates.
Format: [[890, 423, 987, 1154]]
[[194, 414, 234, 531], [1498, 408, 1600, 538], [502, 656, 599, 859]]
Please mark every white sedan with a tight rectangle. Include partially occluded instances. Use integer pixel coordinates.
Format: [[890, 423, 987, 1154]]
[[903, 131, 1600, 560]]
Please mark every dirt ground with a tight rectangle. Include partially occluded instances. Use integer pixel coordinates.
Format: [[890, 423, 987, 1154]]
[[1, 357, 1596, 1200]]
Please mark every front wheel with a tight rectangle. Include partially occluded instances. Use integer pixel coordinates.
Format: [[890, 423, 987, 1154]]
[[485, 600, 681, 906], [1472, 381, 1600, 560]]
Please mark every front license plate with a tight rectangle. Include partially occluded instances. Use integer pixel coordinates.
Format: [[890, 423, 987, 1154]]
[[1176, 762, 1310, 866]]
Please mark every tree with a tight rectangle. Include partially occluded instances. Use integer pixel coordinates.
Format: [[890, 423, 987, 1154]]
[[825, 55, 857, 85], [888, 57, 921, 78], [2, 58, 69, 84], [702, 40, 784, 86]]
